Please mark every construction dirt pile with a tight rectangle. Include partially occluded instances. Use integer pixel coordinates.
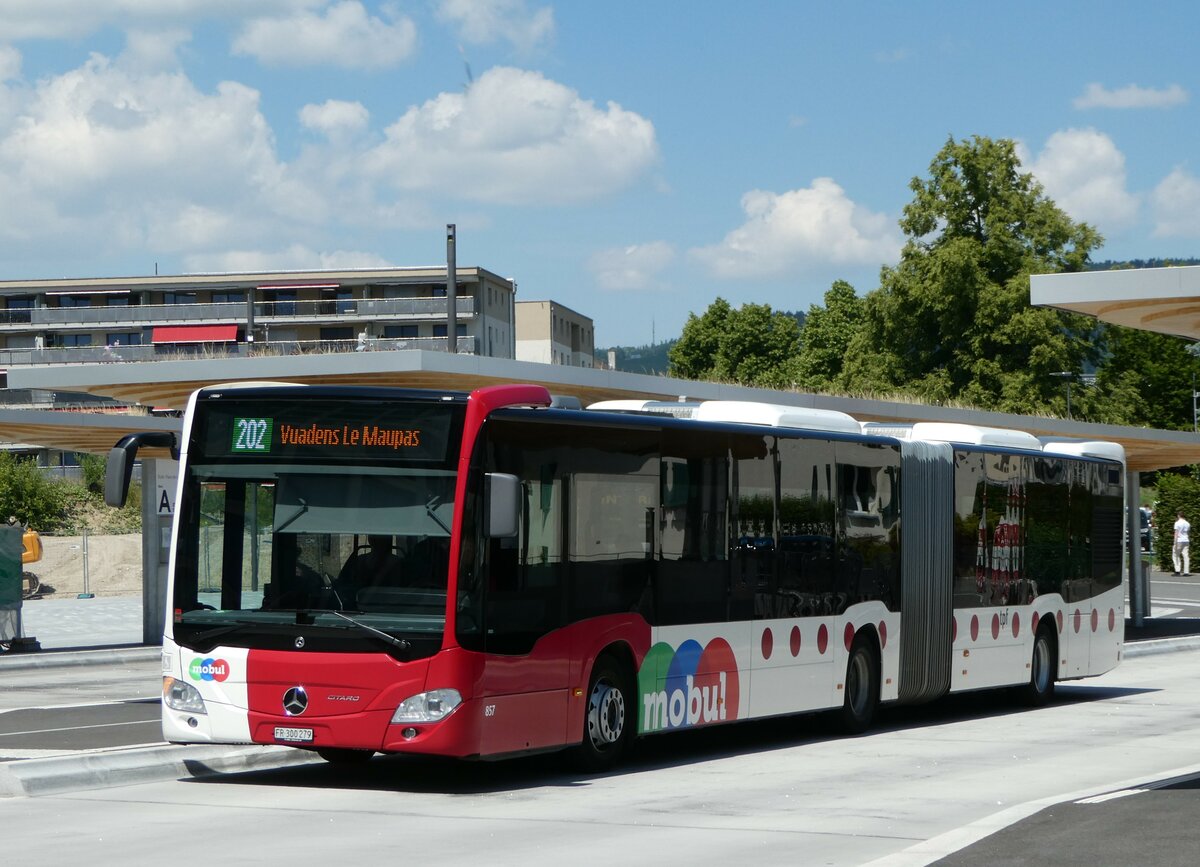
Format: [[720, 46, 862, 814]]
[[25, 534, 143, 599]]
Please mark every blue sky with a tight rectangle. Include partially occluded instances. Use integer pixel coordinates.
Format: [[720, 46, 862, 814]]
[[0, 1, 1197, 348]]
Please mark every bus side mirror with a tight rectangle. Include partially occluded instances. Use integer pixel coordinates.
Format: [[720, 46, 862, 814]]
[[484, 473, 520, 538], [105, 432, 179, 507]]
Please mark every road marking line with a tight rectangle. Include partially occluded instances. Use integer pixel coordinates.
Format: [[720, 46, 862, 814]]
[[1076, 788, 1149, 804], [0, 719, 160, 739]]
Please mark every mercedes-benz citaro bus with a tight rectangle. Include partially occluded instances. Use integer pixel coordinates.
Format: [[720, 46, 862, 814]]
[[104, 382, 1126, 770]]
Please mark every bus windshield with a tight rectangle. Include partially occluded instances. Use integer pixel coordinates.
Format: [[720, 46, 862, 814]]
[[171, 393, 465, 643]]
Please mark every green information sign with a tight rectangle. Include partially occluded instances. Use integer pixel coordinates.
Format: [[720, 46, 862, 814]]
[[230, 417, 273, 453]]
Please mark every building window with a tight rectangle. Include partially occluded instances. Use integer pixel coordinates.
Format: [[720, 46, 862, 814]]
[[432, 287, 447, 298], [57, 295, 92, 308], [212, 291, 246, 304], [319, 327, 354, 341], [433, 323, 467, 337], [57, 334, 93, 347], [162, 292, 198, 305], [4, 296, 34, 324], [106, 295, 132, 306], [383, 325, 419, 338], [319, 288, 354, 315], [264, 289, 297, 316], [106, 333, 142, 346]]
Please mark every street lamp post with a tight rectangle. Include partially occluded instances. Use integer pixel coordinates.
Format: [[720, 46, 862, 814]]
[[1050, 371, 1073, 420]]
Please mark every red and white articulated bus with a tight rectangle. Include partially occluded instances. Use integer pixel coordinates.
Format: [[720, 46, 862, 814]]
[[105, 382, 1126, 770]]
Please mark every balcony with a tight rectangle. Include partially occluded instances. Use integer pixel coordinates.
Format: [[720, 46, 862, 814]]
[[0, 335, 479, 367], [11, 296, 477, 330]]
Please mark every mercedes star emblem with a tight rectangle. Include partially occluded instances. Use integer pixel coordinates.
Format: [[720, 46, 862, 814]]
[[295, 636, 306, 649], [282, 686, 309, 716]]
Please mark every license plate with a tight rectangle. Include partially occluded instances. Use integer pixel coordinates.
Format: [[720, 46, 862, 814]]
[[274, 726, 314, 743]]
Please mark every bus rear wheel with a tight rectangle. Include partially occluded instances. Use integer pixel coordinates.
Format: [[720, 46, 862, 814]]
[[573, 654, 632, 772], [1021, 626, 1057, 707], [840, 633, 879, 734], [316, 748, 375, 765]]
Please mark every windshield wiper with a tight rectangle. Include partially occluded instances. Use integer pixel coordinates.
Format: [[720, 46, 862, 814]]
[[425, 495, 451, 535], [274, 497, 309, 533], [331, 610, 413, 653], [187, 621, 258, 651]]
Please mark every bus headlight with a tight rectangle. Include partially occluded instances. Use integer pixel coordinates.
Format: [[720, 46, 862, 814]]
[[163, 676, 208, 714], [392, 689, 462, 724]]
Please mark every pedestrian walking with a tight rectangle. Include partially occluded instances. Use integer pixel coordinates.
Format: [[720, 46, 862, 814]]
[[1173, 511, 1191, 576]]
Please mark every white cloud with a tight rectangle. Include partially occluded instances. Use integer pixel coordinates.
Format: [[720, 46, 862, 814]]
[[232, 1, 417, 70], [690, 178, 901, 279], [438, 0, 554, 53], [587, 241, 675, 291], [1074, 82, 1188, 110], [1151, 168, 1200, 238], [185, 244, 393, 273], [300, 99, 370, 136], [364, 66, 658, 205], [0, 48, 322, 258], [1022, 128, 1139, 230], [0, 1, 318, 40], [0, 46, 21, 82]]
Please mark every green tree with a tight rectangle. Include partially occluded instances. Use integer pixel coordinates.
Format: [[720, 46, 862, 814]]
[[0, 453, 71, 531], [793, 280, 866, 391], [1092, 324, 1200, 430], [838, 135, 1104, 412], [668, 298, 801, 387]]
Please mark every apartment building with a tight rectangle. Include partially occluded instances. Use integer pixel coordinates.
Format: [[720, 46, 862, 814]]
[[514, 300, 595, 368], [0, 266, 519, 378]]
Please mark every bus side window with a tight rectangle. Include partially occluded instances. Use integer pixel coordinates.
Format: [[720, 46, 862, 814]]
[[657, 432, 730, 625]]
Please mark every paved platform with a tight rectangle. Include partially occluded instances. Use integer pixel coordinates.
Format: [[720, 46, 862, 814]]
[[1, 593, 1199, 800]]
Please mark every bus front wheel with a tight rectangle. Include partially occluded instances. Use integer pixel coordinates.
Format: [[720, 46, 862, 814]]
[[840, 633, 880, 734], [573, 654, 632, 772]]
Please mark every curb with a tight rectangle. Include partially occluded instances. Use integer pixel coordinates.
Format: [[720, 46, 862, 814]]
[[0, 743, 321, 798], [1124, 635, 1200, 657], [0, 645, 160, 672]]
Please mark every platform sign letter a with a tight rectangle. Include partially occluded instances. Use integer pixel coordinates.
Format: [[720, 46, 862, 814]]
[[160, 489, 171, 513]]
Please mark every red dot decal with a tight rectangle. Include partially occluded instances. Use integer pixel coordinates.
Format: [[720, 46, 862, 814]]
[[817, 624, 829, 655], [970, 615, 979, 642], [1108, 608, 1116, 632], [844, 623, 856, 652], [1073, 610, 1082, 633], [1012, 611, 1020, 638], [1056, 611, 1064, 633], [1032, 611, 1040, 633], [761, 627, 773, 660], [878, 621, 887, 649], [1091, 609, 1099, 633], [991, 613, 1000, 640], [790, 625, 801, 657]]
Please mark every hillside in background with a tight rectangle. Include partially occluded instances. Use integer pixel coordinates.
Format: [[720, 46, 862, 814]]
[[598, 341, 675, 375], [1090, 258, 1200, 270]]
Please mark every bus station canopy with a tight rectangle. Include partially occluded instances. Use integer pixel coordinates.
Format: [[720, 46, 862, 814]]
[[1031, 265, 1200, 341], [6, 349, 1200, 471]]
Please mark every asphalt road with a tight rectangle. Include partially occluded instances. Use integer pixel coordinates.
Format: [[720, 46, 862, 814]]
[[2, 636, 1200, 864]]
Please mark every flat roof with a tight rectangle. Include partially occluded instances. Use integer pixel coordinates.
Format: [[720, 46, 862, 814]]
[[7, 350, 1199, 469], [1031, 265, 1200, 339]]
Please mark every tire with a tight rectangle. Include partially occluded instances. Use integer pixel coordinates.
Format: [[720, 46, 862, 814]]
[[573, 654, 633, 772], [840, 633, 879, 734], [1022, 626, 1057, 707], [316, 748, 375, 765]]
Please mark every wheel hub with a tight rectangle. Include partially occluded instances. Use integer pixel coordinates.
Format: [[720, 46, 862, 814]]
[[588, 681, 625, 746]]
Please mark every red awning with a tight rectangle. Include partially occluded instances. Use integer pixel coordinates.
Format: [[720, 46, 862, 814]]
[[151, 325, 238, 344]]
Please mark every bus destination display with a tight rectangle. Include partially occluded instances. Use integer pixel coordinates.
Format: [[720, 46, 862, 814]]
[[200, 399, 458, 463]]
